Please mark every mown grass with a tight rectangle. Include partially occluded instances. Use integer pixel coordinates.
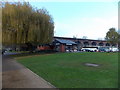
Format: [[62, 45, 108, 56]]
[[17, 52, 118, 88]]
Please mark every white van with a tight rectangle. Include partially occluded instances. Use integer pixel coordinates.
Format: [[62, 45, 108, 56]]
[[81, 47, 98, 52]]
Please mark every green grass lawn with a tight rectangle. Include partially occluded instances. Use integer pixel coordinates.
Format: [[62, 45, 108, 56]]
[[17, 52, 118, 88]]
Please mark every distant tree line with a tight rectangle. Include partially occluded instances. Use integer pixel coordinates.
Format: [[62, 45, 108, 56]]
[[2, 2, 54, 48]]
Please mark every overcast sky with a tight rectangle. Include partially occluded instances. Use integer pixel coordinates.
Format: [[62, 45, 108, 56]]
[[28, 0, 118, 40]]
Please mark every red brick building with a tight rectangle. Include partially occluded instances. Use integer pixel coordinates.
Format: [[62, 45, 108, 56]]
[[53, 39, 77, 52], [53, 36, 118, 52], [37, 36, 118, 52]]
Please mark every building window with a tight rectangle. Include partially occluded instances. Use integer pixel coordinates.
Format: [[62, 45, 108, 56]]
[[99, 42, 104, 46], [91, 42, 97, 46], [106, 43, 110, 46]]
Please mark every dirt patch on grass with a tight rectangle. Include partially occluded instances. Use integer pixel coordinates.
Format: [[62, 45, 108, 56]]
[[84, 63, 100, 67]]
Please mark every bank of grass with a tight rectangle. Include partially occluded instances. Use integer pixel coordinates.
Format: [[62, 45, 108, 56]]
[[17, 52, 118, 88]]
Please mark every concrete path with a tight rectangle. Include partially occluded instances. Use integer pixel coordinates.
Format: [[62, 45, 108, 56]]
[[2, 55, 56, 88]]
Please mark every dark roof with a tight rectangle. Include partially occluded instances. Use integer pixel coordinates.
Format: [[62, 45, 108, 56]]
[[54, 36, 106, 42], [55, 39, 76, 44]]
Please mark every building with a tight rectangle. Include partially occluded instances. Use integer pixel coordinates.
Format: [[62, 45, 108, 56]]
[[53, 36, 118, 52], [53, 39, 77, 52]]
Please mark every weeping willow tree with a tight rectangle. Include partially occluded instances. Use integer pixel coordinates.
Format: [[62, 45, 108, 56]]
[[2, 2, 54, 48]]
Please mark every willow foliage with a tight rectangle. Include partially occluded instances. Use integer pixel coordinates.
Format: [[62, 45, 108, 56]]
[[2, 2, 54, 46]]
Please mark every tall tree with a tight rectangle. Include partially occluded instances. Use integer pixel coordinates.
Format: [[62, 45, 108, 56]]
[[105, 28, 119, 46], [2, 2, 54, 47]]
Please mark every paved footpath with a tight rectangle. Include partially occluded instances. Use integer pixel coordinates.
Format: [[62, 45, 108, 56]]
[[2, 55, 56, 88]]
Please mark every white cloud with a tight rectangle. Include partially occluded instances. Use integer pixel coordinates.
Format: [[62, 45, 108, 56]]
[[55, 16, 118, 39]]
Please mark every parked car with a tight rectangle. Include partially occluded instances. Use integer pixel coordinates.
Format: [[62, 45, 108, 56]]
[[6, 48, 12, 52], [110, 47, 119, 52], [2, 49, 7, 54], [98, 48, 110, 52]]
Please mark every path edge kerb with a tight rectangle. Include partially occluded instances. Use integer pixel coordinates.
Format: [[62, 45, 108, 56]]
[[13, 55, 56, 88], [25, 68, 56, 88]]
